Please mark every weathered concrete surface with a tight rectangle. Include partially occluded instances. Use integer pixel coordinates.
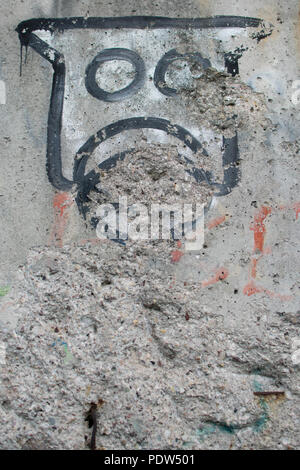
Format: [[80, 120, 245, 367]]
[[0, 0, 299, 450], [0, 238, 299, 450]]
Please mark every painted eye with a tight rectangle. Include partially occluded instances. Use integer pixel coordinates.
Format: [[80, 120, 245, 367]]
[[96, 60, 135, 92], [154, 49, 211, 97], [85, 48, 146, 102]]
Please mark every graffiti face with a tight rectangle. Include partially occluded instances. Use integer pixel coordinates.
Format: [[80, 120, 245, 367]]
[[17, 16, 268, 226]]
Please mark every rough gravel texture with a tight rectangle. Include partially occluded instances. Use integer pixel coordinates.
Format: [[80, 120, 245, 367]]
[[0, 0, 300, 451], [0, 239, 299, 450]]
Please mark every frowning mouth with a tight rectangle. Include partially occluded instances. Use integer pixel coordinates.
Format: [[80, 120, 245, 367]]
[[73, 117, 240, 219]]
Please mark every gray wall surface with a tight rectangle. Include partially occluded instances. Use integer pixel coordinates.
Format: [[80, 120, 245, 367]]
[[0, 0, 299, 450]]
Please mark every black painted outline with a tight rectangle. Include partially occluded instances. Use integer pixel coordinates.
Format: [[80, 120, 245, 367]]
[[17, 16, 264, 43], [16, 16, 264, 218], [224, 47, 248, 77], [74, 117, 205, 180], [154, 49, 211, 97], [73, 117, 209, 217], [25, 33, 73, 191], [74, 118, 239, 218], [85, 48, 146, 102]]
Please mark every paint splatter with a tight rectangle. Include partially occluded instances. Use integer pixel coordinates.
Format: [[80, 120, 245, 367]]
[[196, 424, 216, 441], [253, 398, 269, 433], [292, 202, 300, 220], [243, 280, 261, 297], [207, 215, 226, 230], [279, 202, 300, 221], [243, 280, 291, 301], [63, 343, 74, 364], [243, 205, 292, 300], [53, 192, 73, 217], [171, 250, 184, 263], [49, 192, 74, 247], [51, 338, 74, 364], [252, 377, 269, 433], [250, 206, 271, 253], [0, 286, 10, 297], [202, 267, 229, 287], [171, 241, 184, 263], [247, 206, 271, 281], [250, 257, 258, 278]]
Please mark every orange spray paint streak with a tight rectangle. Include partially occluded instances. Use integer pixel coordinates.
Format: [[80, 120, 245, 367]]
[[292, 202, 300, 220], [171, 241, 184, 263], [243, 207, 271, 295], [248, 206, 271, 279], [49, 192, 74, 248], [278, 202, 300, 221], [244, 206, 291, 300], [250, 258, 258, 278], [243, 280, 291, 301], [207, 215, 226, 230], [202, 267, 229, 288], [251, 206, 271, 254], [171, 214, 226, 263], [170, 215, 226, 263]]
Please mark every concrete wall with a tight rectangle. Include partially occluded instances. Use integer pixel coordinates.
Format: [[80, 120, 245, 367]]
[[0, 0, 299, 450]]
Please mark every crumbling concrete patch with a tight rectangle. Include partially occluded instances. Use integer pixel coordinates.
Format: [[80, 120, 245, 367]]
[[0, 240, 299, 450]]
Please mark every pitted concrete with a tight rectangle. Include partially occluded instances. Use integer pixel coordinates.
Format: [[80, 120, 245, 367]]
[[0, 0, 299, 450]]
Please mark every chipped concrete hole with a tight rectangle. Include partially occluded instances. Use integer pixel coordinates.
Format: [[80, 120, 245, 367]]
[[165, 59, 206, 87], [83, 143, 214, 231]]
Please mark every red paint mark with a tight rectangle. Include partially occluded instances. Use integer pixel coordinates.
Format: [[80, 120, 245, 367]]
[[243, 205, 293, 301], [171, 250, 184, 263], [207, 215, 226, 230], [49, 192, 73, 248], [250, 258, 258, 278], [292, 202, 300, 220], [243, 280, 262, 296], [243, 280, 291, 301], [247, 206, 271, 281], [278, 202, 300, 220], [171, 241, 184, 262], [202, 267, 229, 288], [250, 206, 271, 253], [53, 192, 73, 217]]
